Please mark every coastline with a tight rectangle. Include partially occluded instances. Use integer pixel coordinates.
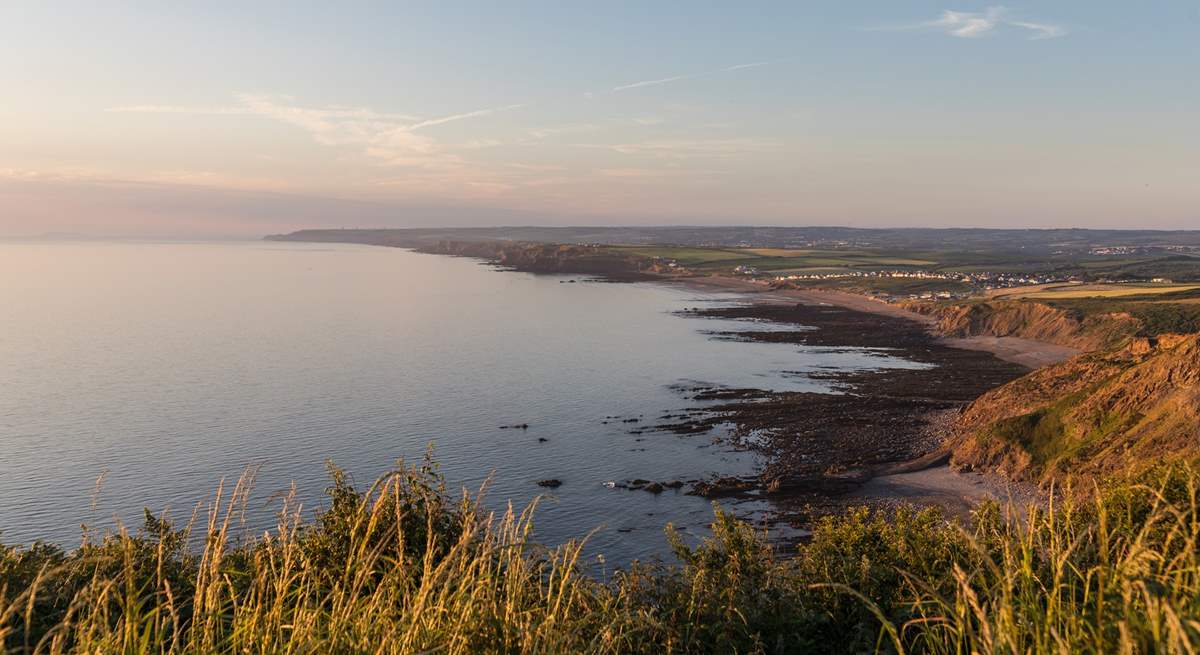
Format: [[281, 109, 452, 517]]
[[653, 274, 1050, 522], [672, 274, 1080, 370], [643, 293, 1035, 525], [267, 235, 1054, 522]]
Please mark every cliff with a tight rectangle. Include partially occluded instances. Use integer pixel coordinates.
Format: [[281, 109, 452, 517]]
[[948, 333, 1200, 482], [909, 300, 1141, 351]]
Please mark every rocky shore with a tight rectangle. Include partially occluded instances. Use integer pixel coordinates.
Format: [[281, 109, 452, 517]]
[[641, 300, 1032, 524]]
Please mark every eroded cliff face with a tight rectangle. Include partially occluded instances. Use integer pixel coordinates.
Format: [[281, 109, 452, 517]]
[[909, 300, 1140, 351], [948, 334, 1200, 482]]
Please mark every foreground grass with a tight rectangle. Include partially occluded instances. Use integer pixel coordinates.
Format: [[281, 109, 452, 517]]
[[4, 458, 1200, 653]]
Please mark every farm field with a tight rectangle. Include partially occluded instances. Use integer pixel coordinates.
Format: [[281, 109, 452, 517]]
[[609, 246, 750, 264], [597, 244, 1200, 301], [998, 283, 1200, 300], [610, 245, 941, 274]]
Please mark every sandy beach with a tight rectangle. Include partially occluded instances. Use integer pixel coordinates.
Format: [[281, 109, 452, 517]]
[[848, 464, 1041, 519]]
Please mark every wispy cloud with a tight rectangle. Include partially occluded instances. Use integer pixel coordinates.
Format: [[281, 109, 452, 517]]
[[407, 104, 525, 130], [0, 168, 46, 180], [107, 104, 254, 115], [1009, 20, 1067, 40], [613, 73, 698, 92], [612, 61, 770, 92], [506, 162, 566, 172], [871, 7, 1067, 40], [930, 8, 1005, 38], [573, 138, 777, 159], [0, 166, 292, 193], [101, 58, 782, 201], [107, 103, 423, 121], [111, 94, 524, 171], [595, 167, 722, 179], [527, 123, 601, 140]]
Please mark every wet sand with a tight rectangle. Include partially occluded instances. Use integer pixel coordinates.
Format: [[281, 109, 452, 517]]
[[849, 464, 1040, 520], [937, 335, 1079, 369]]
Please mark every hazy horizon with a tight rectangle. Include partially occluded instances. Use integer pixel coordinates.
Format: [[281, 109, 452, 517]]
[[3, 2, 1197, 237]]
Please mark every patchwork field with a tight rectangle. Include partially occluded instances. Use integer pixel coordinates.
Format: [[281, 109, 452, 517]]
[[611, 245, 940, 274], [996, 283, 1200, 300], [595, 245, 1200, 302], [609, 246, 750, 264]]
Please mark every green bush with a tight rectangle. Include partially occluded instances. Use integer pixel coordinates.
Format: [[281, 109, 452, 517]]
[[5, 459, 1200, 653]]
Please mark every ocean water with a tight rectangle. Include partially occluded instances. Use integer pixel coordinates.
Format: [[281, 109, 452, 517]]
[[0, 241, 922, 563]]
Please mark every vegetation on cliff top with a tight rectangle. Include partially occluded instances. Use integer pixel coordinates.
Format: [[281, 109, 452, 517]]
[[5, 455, 1200, 653]]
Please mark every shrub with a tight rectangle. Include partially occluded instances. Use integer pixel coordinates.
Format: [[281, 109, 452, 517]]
[[5, 460, 1200, 653]]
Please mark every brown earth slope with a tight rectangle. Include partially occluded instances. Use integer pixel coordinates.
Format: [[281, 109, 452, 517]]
[[909, 300, 1140, 351], [948, 333, 1200, 482]]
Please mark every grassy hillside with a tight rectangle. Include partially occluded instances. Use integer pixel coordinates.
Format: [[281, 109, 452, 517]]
[[950, 334, 1200, 482], [6, 457, 1200, 653], [1048, 295, 1200, 336]]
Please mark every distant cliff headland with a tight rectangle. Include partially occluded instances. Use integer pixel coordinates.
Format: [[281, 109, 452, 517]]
[[268, 229, 667, 278]]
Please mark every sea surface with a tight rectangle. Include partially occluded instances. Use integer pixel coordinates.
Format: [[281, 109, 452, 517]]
[[0, 241, 924, 563]]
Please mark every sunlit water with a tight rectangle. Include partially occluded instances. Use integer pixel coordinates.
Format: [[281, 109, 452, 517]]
[[0, 241, 925, 563]]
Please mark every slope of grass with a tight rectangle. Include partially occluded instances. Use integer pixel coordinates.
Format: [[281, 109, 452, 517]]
[[5, 456, 1200, 653], [1047, 297, 1200, 336]]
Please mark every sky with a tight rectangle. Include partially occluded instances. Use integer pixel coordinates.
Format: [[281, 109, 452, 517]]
[[2, 1, 1198, 237]]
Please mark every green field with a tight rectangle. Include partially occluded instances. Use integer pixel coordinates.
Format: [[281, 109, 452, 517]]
[[610, 246, 750, 264], [994, 283, 1200, 300], [1018, 284, 1200, 299], [592, 244, 1200, 305], [630, 244, 1200, 284], [611, 245, 941, 274]]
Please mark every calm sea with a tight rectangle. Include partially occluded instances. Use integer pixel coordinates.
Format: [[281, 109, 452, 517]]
[[0, 241, 920, 563]]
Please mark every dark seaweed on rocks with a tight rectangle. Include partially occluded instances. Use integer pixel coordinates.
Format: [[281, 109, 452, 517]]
[[669, 302, 1027, 513]]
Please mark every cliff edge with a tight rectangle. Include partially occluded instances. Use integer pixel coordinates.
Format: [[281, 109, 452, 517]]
[[947, 333, 1200, 482], [908, 299, 1141, 351]]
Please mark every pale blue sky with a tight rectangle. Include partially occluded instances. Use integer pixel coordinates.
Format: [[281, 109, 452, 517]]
[[2, 2, 1197, 236]]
